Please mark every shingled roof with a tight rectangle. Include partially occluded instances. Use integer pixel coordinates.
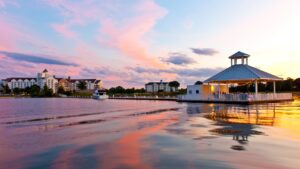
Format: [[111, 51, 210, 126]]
[[204, 64, 282, 83]]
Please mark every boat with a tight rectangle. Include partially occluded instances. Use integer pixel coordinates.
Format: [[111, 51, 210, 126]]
[[92, 89, 108, 100]]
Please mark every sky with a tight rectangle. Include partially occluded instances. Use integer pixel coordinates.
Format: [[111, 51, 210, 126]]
[[0, 0, 300, 88]]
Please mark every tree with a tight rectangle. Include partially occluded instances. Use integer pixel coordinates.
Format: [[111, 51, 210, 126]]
[[24, 87, 31, 94], [42, 85, 53, 97], [13, 88, 21, 95], [57, 86, 65, 94], [195, 81, 203, 85], [135, 88, 145, 93], [125, 88, 135, 94], [293, 78, 300, 91], [115, 86, 125, 93], [2, 84, 11, 94], [29, 85, 40, 97], [77, 81, 87, 90], [169, 81, 180, 92]]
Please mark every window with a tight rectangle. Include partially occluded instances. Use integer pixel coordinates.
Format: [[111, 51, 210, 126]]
[[189, 90, 192, 94], [196, 90, 199, 94]]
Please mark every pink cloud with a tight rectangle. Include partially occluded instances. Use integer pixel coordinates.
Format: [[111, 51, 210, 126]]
[[99, 0, 167, 67], [47, 0, 167, 67], [0, 17, 22, 51]]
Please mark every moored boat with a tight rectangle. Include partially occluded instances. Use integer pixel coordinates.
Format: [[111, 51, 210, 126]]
[[92, 89, 108, 100]]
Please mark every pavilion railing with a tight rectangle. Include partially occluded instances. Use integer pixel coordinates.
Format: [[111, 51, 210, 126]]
[[178, 93, 293, 102]]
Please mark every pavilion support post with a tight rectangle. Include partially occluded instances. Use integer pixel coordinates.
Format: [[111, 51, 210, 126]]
[[255, 80, 258, 98], [218, 83, 221, 99], [273, 81, 276, 94]]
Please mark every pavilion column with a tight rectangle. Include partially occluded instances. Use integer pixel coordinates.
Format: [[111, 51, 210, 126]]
[[273, 81, 276, 94], [218, 83, 221, 98], [255, 80, 258, 96]]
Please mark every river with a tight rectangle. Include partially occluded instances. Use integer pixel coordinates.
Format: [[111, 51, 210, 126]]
[[0, 96, 299, 169]]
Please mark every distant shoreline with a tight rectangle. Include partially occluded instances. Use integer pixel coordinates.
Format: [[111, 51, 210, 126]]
[[1, 92, 299, 100]]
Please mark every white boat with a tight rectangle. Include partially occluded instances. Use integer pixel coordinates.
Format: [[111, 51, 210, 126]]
[[92, 89, 108, 100]]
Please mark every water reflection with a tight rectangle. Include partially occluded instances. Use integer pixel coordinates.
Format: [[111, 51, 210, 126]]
[[0, 98, 300, 169], [185, 99, 300, 151]]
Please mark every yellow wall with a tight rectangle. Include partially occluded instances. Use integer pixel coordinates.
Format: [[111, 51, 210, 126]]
[[202, 84, 229, 95]]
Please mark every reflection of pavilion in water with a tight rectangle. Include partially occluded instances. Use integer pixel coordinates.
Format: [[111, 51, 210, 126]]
[[210, 104, 278, 144], [186, 103, 278, 144], [208, 103, 277, 126]]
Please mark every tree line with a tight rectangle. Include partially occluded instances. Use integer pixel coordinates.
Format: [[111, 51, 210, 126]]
[[1, 84, 54, 97], [229, 78, 300, 93]]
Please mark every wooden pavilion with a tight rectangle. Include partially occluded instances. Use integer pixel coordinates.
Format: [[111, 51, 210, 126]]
[[178, 51, 293, 104]]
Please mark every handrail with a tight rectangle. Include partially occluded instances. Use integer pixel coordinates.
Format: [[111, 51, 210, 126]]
[[178, 93, 292, 101]]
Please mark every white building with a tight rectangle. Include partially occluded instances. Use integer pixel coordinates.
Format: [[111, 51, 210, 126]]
[[145, 80, 176, 92], [4, 77, 37, 90], [37, 69, 58, 93]]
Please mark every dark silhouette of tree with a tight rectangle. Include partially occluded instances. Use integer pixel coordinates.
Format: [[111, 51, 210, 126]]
[[13, 88, 21, 95], [29, 85, 40, 96], [77, 81, 87, 90], [293, 78, 300, 91], [57, 86, 65, 94], [169, 81, 180, 91], [230, 78, 298, 93], [42, 85, 53, 97], [195, 81, 203, 85], [2, 84, 11, 94]]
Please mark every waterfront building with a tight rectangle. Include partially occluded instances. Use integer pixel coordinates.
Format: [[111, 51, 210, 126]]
[[4, 77, 37, 90], [2, 69, 103, 93], [70, 79, 103, 91], [145, 80, 176, 93], [57, 77, 72, 91], [37, 69, 58, 93], [179, 51, 293, 103]]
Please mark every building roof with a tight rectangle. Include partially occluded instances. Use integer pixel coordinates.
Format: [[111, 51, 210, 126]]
[[69, 79, 97, 82], [229, 51, 250, 59], [4, 77, 36, 81], [56, 78, 63, 81], [146, 82, 169, 85], [204, 64, 282, 83], [43, 69, 48, 73]]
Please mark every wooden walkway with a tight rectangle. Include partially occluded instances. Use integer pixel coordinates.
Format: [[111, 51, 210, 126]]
[[109, 97, 177, 101]]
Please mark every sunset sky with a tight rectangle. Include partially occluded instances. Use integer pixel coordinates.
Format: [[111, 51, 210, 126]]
[[0, 0, 300, 87]]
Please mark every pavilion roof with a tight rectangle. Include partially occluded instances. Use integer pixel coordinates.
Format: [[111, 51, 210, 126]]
[[204, 64, 282, 83], [229, 51, 250, 59]]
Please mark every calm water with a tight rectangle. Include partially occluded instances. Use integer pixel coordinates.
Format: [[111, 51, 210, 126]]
[[0, 96, 300, 169]]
